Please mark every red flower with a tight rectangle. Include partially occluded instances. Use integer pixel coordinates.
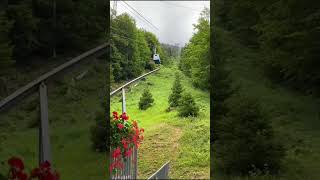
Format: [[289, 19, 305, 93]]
[[121, 138, 128, 149], [112, 111, 119, 120], [117, 123, 124, 130], [40, 161, 51, 171], [139, 135, 144, 141], [140, 128, 144, 133], [112, 147, 121, 158], [132, 120, 138, 128], [109, 162, 115, 173], [125, 148, 133, 157], [42, 171, 59, 180], [16, 171, 28, 180], [8, 157, 24, 171], [120, 112, 129, 120]]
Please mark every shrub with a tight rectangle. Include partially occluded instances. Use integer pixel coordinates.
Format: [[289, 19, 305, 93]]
[[90, 111, 107, 152], [178, 93, 199, 117], [145, 61, 155, 71], [138, 88, 154, 110], [168, 73, 183, 108], [214, 95, 285, 175]]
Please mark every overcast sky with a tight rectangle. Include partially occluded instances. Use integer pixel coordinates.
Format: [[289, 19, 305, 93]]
[[111, 1, 210, 47]]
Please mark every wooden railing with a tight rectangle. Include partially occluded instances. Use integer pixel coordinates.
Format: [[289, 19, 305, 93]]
[[110, 68, 160, 180], [0, 43, 107, 164]]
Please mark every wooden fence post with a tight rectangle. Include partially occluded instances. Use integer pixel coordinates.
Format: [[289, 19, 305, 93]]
[[39, 82, 51, 164]]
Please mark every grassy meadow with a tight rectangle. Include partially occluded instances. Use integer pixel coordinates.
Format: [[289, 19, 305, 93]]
[[0, 58, 107, 179], [110, 62, 210, 179]]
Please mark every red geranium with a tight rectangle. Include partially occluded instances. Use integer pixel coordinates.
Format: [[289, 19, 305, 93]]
[[7, 158, 59, 180], [8, 157, 24, 171], [110, 112, 144, 174], [30, 161, 59, 180]]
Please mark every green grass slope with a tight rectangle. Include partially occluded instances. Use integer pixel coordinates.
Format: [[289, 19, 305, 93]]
[[0, 59, 107, 179], [111, 62, 210, 179]]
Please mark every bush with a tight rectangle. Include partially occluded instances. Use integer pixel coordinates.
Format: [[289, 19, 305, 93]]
[[178, 93, 199, 117], [214, 95, 285, 175], [145, 61, 155, 71], [168, 73, 183, 108], [90, 111, 107, 152], [139, 88, 154, 110]]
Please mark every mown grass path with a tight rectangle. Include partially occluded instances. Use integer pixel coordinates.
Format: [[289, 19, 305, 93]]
[[111, 62, 210, 179]]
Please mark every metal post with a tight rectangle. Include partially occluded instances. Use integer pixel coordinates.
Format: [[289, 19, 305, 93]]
[[39, 82, 51, 164], [134, 147, 138, 179], [122, 88, 126, 113]]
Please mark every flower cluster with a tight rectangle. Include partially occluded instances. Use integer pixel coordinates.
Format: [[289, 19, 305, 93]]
[[8, 157, 28, 180], [110, 111, 144, 174], [30, 161, 59, 180], [7, 157, 59, 180]]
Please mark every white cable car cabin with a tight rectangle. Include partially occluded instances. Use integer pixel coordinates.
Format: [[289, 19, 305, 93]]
[[153, 54, 161, 64]]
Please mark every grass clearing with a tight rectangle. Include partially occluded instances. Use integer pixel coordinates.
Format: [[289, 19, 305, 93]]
[[110, 62, 210, 179]]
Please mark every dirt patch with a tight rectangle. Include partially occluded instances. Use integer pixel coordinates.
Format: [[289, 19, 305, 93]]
[[138, 123, 182, 178]]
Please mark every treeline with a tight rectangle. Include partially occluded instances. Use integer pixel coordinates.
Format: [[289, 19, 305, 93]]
[[215, 0, 320, 94], [0, 0, 105, 68], [160, 43, 180, 58], [179, 8, 210, 90], [110, 13, 166, 82]]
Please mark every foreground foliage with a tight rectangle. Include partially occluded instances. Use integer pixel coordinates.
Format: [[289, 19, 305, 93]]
[[215, 95, 285, 175]]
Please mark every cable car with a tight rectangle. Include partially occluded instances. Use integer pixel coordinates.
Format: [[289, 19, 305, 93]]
[[153, 54, 161, 64], [152, 46, 161, 64]]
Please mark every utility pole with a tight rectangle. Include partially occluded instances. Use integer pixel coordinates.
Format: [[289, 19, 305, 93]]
[[53, 0, 56, 58]]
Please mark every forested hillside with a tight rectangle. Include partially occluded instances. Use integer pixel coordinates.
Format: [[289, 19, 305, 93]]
[[0, 0, 106, 98], [110, 13, 167, 83], [212, 0, 320, 179], [179, 7, 210, 90], [215, 0, 320, 95]]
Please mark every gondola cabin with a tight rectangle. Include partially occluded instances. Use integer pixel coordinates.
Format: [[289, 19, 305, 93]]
[[153, 54, 161, 64]]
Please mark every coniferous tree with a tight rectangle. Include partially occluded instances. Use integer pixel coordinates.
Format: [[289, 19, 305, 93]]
[[168, 73, 183, 108], [214, 95, 285, 175], [178, 93, 199, 117], [138, 88, 154, 110]]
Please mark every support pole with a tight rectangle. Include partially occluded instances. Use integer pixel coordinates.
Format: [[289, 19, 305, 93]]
[[134, 147, 138, 179], [122, 88, 126, 113], [39, 82, 51, 164]]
